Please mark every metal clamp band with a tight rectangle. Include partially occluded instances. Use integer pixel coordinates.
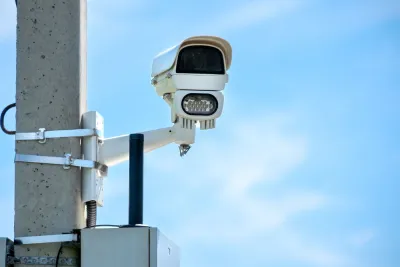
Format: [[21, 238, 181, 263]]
[[15, 128, 103, 143], [15, 154, 108, 175], [14, 234, 78, 245], [8, 256, 78, 266], [11, 234, 79, 265]]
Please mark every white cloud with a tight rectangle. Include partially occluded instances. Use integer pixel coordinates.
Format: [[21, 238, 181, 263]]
[[135, 110, 350, 266], [182, 0, 400, 47], [262, 0, 400, 46], [204, 0, 304, 34], [88, 0, 146, 36], [103, 172, 129, 198], [0, 166, 14, 239], [140, 0, 306, 45], [174, 191, 326, 245], [214, 114, 307, 197], [0, 198, 14, 239], [350, 229, 376, 247], [0, 1, 16, 42], [274, 231, 350, 267]]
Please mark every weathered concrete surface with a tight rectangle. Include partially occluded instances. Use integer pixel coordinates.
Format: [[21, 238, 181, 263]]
[[15, 0, 87, 265]]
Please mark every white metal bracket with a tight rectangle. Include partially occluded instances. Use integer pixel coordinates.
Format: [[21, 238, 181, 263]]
[[99, 122, 195, 166], [15, 128, 102, 143], [12, 111, 106, 207], [14, 154, 108, 176]]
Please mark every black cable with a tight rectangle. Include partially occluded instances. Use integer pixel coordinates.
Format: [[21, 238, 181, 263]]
[[55, 244, 63, 267], [0, 103, 16, 135]]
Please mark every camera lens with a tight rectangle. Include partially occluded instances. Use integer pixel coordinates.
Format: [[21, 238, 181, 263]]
[[176, 46, 225, 74]]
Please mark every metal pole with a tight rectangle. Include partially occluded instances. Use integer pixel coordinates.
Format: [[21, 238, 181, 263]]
[[129, 134, 144, 226], [15, 1, 87, 266]]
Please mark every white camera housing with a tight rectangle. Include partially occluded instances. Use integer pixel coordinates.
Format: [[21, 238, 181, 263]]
[[151, 36, 232, 130], [76, 38, 232, 207]]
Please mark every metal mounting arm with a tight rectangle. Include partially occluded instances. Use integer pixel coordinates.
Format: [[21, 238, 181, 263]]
[[99, 123, 195, 167]]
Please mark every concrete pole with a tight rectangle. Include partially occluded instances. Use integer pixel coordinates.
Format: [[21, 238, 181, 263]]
[[15, 0, 87, 265]]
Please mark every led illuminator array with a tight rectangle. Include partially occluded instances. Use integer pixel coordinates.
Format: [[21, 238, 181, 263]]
[[181, 94, 217, 116]]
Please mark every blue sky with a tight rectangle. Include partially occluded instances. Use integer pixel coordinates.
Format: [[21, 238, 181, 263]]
[[0, 0, 399, 266]]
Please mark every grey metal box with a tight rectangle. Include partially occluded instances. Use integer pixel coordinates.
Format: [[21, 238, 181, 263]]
[[0, 238, 13, 267], [81, 227, 180, 267]]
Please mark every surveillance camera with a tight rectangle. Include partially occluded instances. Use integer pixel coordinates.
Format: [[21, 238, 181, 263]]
[[151, 36, 232, 130]]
